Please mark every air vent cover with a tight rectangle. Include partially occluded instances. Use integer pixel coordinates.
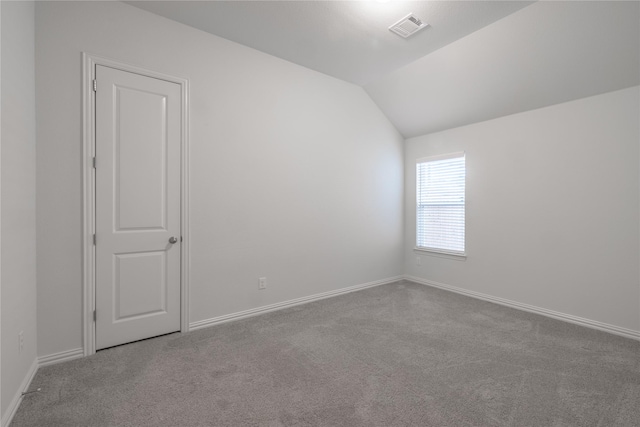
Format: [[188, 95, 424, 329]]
[[389, 13, 429, 38]]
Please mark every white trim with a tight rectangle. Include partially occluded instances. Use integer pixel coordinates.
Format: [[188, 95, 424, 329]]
[[81, 52, 96, 357], [416, 151, 465, 164], [414, 247, 466, 260], [38, 348, 84, 367], [0, 2, 3, 423], [190, 276, 404, 331], [1, 359, 38, 427], [3, 349, 86, 425], [82, 53, 190, 356], [180, 77, 191, 336], [405, 275, 640, 341]]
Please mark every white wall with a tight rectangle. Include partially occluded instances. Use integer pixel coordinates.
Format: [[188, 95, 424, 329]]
[[405, 87, 640, 334], [35, 1, 404, 357], [1, 0, 38, 420]]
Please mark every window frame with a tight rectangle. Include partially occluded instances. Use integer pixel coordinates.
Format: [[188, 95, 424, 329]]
[[414, 152, 467, 260]]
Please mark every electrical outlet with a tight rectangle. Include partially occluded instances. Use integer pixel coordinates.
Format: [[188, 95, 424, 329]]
[[19, 331, 24, 353], [259, 277, 267, 290], [416, 256, 422, 266]]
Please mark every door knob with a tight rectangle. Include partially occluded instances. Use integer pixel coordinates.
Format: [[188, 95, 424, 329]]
[[168, 236, 178, 244]]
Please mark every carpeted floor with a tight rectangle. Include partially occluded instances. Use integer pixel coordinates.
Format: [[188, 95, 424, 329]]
[[12, 281, 640, 426]]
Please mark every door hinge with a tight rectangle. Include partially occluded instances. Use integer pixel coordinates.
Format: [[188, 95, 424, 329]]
[[93, 234, 96, 245], [180, 236, 183, 243], [92, 157, 96, 169], [93, 310, 96, 322], [92, 79, 97, 92]]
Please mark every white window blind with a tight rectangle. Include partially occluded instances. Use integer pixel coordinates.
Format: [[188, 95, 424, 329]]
[[416, 153, 465, 254]]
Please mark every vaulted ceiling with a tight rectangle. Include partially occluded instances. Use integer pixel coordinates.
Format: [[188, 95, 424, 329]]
[[127, 1, 640, 138], [365, 1, 640, 137], [126, 1, 534, 86]]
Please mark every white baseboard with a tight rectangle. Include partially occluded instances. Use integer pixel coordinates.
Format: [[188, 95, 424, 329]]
[[38, 348, 84, 367], [1, 358, 38, 427], [0, 349, 85, 426], [190, 275, 404, 331], [405, 275, 640, 341]]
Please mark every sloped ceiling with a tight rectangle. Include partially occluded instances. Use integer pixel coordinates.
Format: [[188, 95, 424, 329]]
[[364, 1, 640, 138], [126, 1, 639, 139], [126, 0, 533, 86]]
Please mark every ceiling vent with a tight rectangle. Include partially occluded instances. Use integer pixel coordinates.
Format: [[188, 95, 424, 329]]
[[388, 13, 429, 39]]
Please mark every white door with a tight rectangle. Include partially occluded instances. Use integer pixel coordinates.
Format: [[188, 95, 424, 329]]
[[95, 65, 181, 350]]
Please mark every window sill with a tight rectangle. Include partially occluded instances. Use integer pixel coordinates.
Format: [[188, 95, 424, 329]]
[[413, 247, 467, 261]]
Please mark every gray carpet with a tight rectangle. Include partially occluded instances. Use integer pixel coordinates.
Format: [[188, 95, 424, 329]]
[[12, 281, 640, 426]]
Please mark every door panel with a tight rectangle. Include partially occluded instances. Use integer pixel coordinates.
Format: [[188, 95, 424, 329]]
[[114, 251, 167, 320], [95, 65, 181, 350], [115, 86, 168, 231]]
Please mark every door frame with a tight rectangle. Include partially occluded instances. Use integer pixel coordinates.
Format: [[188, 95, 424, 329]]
[[81, 53, 190, 356]]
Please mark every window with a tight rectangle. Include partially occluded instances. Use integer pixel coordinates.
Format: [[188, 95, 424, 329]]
[[416, 153, 466, 255]]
